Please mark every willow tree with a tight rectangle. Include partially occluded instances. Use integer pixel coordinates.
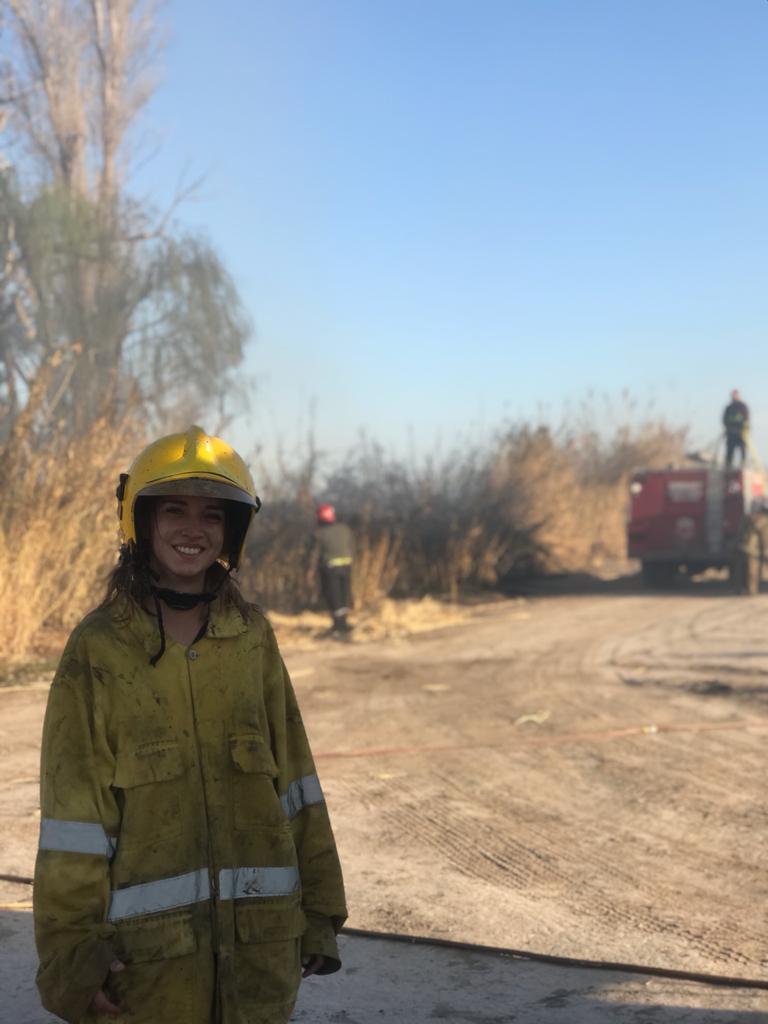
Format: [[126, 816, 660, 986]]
[[0, 0, 250, 443]]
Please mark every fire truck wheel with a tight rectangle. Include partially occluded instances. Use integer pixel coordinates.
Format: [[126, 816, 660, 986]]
[[641, 561, 677, 588], [745, 549, 762, 596], [730, 517, 764, 596], [729, 550, 762, 596], [729, 554, 746, 595]]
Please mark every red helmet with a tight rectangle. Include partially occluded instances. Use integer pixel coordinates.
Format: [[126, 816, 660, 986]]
[[316, 503, 336, 524]]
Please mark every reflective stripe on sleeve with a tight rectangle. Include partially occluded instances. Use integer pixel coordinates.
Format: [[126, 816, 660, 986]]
[[107, 868, 210, 921], [219, 866, 300, 901], [280, 773, 324, 819], [39, 818, 117, 858]]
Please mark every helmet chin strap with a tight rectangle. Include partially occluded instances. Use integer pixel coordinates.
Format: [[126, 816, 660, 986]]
[[148, 565, 232, 666], [150, 586, 218, 611]]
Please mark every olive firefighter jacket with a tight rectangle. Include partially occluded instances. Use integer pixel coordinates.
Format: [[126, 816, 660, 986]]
[[313, 523, 354, 569], [34, 598, 347, 1024]]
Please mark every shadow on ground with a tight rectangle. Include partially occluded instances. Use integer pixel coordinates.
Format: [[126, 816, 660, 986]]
[[3, 912, 767, 1024], [503, 570, 756, 600], [295, 934, 767, 1023]]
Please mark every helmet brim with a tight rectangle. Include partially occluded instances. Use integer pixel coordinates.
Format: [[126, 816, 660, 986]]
[[138, 477, 261, 509]]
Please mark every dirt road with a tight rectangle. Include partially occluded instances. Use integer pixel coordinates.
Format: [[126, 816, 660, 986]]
[[1, 581, 766, 1014]]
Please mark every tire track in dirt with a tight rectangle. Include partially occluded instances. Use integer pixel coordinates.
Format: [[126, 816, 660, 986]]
[[338, 761, 764, 972], [321, 593, 767, 975], [593, 597, 768, 708]]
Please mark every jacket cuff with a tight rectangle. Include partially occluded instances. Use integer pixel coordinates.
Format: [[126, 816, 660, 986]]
[[301, 912, 343, 974], [36, 935, 116, 1024]]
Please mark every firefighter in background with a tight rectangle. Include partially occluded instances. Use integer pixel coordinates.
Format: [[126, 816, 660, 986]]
[[33, 427, 346, 1024], [310, 504, 354, 635], [723, 389, 750, 468]]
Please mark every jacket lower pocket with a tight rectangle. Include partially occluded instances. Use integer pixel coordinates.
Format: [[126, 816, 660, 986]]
[[99, 913, 204, 1024], [115, 910, 198, 964], [235, 900, 306, 944], [232, 903, 304, 1014]]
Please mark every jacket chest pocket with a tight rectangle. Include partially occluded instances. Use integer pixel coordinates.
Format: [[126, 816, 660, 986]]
[[113, 740, 187, 848], [229, 733, 285, 830]]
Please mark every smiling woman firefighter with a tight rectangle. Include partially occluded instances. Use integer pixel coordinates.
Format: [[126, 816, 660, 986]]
[[33, 427, 347, 1024]]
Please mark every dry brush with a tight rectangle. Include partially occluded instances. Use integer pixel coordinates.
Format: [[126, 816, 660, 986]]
[[0, 409, 686, 659]]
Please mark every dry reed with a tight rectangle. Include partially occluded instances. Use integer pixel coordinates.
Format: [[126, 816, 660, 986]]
[[1, 401, 687, 657], [239, 411, 686, 612], [0, 415, 142, 661]]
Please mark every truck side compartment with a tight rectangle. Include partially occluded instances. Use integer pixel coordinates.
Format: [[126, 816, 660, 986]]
[[627, 466, 766, 584]]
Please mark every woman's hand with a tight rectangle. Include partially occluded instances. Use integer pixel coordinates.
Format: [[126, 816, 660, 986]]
[[301, 954, 327, 978], [89, 959, 125, 1015]]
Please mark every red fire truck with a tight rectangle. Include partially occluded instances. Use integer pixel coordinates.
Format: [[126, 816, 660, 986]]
[[627, 462, 766, 587]]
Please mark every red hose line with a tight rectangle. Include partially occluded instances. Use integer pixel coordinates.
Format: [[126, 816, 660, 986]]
[[315, 718, 768, 760]]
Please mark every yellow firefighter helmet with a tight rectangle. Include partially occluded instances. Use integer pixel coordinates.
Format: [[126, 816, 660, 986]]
[[116, 426, 261, 568]]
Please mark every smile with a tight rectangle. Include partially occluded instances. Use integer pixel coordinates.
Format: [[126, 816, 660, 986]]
[[174, 545, 203, 556]]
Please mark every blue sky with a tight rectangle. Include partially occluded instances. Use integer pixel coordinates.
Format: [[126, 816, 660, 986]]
[[136, 0, 767, 467]]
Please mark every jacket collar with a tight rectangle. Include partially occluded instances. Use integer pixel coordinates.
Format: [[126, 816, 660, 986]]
[[119, 595, 249, 655]]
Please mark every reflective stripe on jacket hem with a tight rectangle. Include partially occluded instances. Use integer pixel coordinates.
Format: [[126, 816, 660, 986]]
[[108, 868, 209, 921], [107, 865, 300, 921], [39, 818, 117, 858], [219, 866, 299, 900], [325, 557, 352, 567], [280, 773, 324, 819]]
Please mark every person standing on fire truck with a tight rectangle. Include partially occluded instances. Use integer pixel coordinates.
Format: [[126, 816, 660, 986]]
[[723, 389, 750, 468]]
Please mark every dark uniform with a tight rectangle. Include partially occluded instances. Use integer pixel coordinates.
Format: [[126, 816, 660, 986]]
[[723, 396, 750, 468], [314, 522, 354, 633]]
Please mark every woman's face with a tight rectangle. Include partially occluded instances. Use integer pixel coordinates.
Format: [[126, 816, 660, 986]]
[[150, 495, 226, 591]]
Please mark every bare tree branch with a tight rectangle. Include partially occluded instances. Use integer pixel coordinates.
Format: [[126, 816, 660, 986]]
[[0, 0, 251, 442]]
